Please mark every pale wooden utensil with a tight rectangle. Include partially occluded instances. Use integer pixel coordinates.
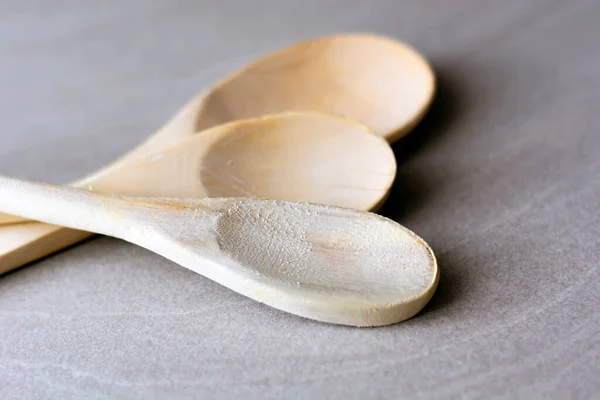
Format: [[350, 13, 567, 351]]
[[0, 175, 438, 326], [0, 32, 433, 226], [0, 112, 396, 274]]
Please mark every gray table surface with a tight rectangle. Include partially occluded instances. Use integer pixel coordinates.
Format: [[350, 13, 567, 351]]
[[1, 1, 599, 399]]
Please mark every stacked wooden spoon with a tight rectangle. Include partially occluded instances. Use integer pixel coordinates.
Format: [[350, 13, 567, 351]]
[[0, 33, 438, 327]]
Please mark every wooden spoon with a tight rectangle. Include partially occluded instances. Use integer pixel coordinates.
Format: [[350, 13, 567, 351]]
[[0, 32, 434, 225], [0, 175, 438, 327], [0, 112, 396, 274]]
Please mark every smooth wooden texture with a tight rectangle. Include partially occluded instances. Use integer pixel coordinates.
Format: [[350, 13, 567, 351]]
[[0, 113, 395, 274], [0, 175, 438, 327], [0, 32, 433, 227], [190, 33, 435, 143]]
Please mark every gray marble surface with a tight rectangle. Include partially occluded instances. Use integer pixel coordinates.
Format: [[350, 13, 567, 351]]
[[1, 1, 599, 398]]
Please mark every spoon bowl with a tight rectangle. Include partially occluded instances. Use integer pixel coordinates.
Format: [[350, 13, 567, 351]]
[[195, 33, 435, 142], [211, 199, 438, 325], [198, 112, 395, 210]]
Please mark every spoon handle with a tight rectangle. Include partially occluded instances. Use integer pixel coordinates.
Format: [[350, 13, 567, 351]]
[[0, 175, 119, 238], [0, 177, 94, 225], [0, 224, 94, 274]]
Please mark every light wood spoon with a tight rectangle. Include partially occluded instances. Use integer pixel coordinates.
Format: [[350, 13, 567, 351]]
[[0, 32, 434, 226], [0, 112, 396, 274], [0, 175, 438, 327]]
